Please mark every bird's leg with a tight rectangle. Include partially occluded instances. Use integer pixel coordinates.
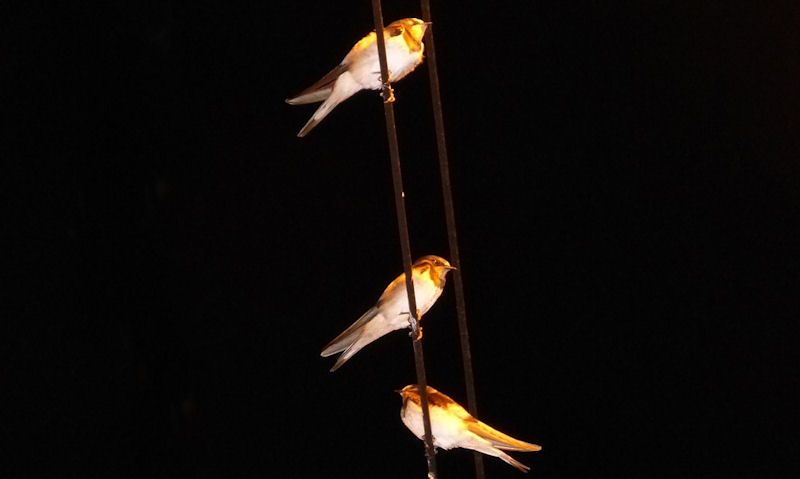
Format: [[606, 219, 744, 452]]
[[419, 435, 438, 451], [413, 309, 423, 340], [381, 82, 396, 103], [403, 311, 423, 340]]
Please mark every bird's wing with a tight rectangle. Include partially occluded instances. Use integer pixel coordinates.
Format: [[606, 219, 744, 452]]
[[320, 306, 379, 357], [286, 63, 348, 105], [428, 389, 474, 422], [467, 420, 542, 452], [428, 388, 541, 452], [376, 273, 407, 308]]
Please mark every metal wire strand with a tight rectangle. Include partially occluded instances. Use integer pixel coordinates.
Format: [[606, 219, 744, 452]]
[[369, 1, 438, 477], [420, 1, 486, 478]]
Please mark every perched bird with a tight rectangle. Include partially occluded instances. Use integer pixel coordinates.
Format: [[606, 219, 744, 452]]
[[286, 18, 429, 137], [321, 255, 454, 372], [398, 385, 542, 473]]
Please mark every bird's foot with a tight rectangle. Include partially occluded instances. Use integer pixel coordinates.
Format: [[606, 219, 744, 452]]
[[381, 84, 396, 103], [424, 439, 438, 455], [420, 435, 438, 448], [406, 325, 423, 340], [403, 311, 423, 340]]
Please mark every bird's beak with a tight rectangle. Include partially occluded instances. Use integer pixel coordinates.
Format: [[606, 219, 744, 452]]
[[394, 389, 403, 395], [424, 21, 433, 26], [446, 265, 457, 271]]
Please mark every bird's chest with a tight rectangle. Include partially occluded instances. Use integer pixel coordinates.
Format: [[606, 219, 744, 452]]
[[394, 275, 440, 314], [350, 39, 423, 89], [385, 41, 422, 77], [401, 406, 462, 450]]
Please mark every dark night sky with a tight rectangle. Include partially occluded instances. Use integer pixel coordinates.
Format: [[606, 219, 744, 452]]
[[4, 1, 799, 478]]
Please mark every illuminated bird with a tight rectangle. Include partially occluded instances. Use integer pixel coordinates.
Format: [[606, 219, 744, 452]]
[[321, 255, 454, 372], [286, 18, 429, 137], [398, 385, 542, 473]]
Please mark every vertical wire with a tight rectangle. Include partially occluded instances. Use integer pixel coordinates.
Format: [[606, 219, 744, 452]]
[[419, 1, 486, 478], [369, 1, 438, 477]]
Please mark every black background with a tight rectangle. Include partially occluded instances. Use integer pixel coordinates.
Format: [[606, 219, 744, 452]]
[[5, 1, 799, 478]]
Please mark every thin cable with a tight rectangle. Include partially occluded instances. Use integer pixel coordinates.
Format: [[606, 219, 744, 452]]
[[420, 2, 486, 478], [370, 1, 438, 477]]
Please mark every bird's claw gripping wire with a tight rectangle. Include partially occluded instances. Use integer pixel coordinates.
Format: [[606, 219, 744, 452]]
[[403, 310, 423, 340], [381, 83, 396, 103]]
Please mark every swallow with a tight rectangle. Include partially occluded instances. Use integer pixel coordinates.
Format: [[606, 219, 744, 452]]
[[321, 255, 454, 372], [398, 385, 542, 473], [286, 18, 429, 137]]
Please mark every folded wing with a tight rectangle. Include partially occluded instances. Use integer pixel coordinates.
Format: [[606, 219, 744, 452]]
[[285, 63, 348, 105], [467, 420, 542, 452]]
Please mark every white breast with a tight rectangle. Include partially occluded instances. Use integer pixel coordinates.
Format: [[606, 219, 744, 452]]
[[347, 34, 423, 91], [400, 401, 466, 450], [380, 273, 442, 330]]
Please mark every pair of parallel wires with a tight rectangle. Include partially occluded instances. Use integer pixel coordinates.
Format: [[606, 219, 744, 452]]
[[368, 1, 483, 478]]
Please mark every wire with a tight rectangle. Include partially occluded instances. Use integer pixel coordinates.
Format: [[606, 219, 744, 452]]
[[369, 1, 438, 477], [420, 1, 486, 478]]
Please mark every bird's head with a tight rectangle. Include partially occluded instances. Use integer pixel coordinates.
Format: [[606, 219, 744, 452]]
[[396, 384, 447, 412], [413, 255, 456, 282], [396, 384, 419, 397], [386, 18, 430, 43], [396, 384, 422, 412]]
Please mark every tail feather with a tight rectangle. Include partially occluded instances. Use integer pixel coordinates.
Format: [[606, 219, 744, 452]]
[[321, 307, 379, 357], [285, 88, 333, 105], [469, 437, 532, 473], [466, 432, 536, 473], [296, 101, 333, 137], [497, 451, 531, 473], [286, 63, 347, 105], [468, 422, 542, 452], [295, 71, 362, 137], [325, 312, 397, 372], [329, 337, 366, 372]]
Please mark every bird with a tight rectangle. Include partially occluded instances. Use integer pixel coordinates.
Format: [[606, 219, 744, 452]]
[[286, 17, 429, 137], [398, 385, 542, 473], [321, 255, 454, 372]]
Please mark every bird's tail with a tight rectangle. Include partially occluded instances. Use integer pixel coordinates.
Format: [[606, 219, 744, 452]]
[[469, 438, 532, 473], [322, 309, 400, 372], [296, 71, 361, 137], [327, 315, 399, 372], [286, 88, 333, 105], [285, 63, 347, 105], [321, 306, 379, 357], [496, 451, 531, 473], [328, 337, 365, 372], [468, 421, 542, 452]]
